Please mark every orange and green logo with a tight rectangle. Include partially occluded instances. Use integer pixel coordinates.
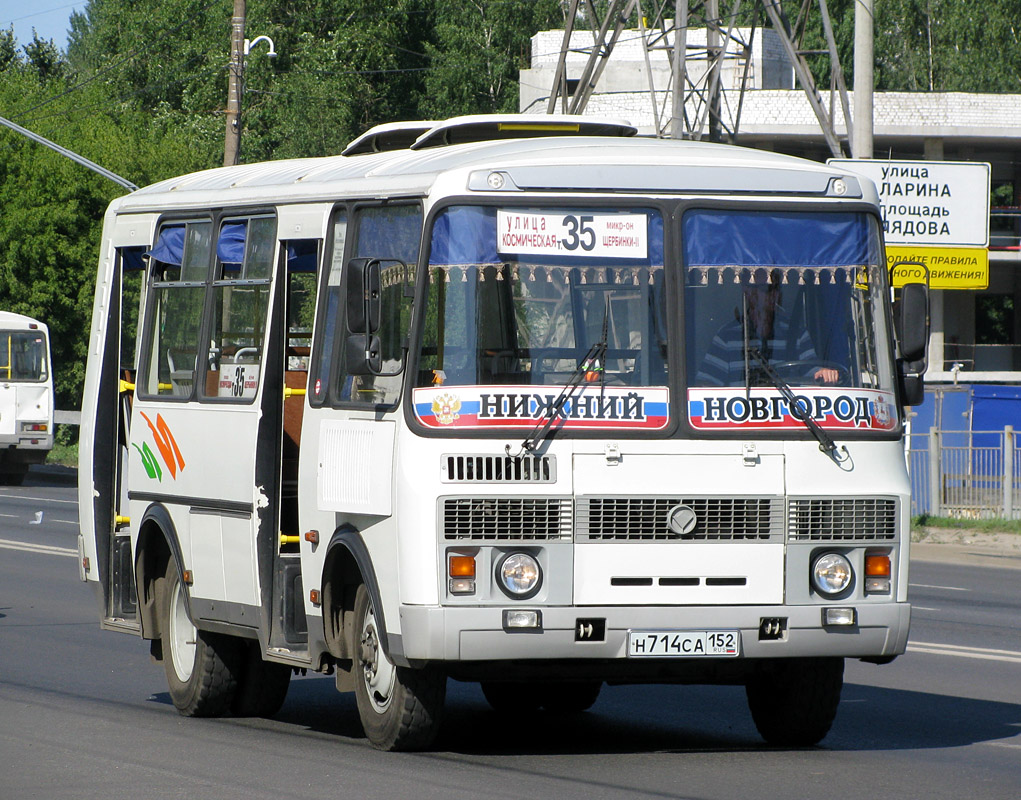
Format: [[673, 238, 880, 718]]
[[133, 412, 185, 481]]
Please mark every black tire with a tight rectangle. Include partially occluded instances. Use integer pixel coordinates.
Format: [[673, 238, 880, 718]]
[[481, 681, 542, 713], [353, 584, 445, 751], [160, 559, 241, 717], [230, 640, 292, 718], [538, 680, 602, 713], [745, 657, 844, 746]]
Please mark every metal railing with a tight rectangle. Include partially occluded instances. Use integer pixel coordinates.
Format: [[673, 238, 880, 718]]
[[990, 207, 1021, 250], [908, 427, 1020, 519]]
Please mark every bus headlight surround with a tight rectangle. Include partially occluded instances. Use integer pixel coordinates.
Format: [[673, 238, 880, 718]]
[[811, 552, 853, 597], [496, 552, 542, 599]]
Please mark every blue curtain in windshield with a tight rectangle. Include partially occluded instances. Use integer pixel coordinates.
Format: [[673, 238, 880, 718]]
[[429, 205, 664, 266], [683, 210, 870, 267], [145, 225, 185, 265]]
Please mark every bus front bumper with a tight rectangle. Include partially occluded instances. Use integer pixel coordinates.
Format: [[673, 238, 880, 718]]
[[391, 602, 910, 667]]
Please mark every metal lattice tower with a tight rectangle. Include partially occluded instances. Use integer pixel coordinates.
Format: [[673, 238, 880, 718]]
[[546, 0, 852, 157]]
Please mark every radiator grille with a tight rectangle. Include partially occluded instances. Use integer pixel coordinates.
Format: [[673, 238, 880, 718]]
[[442, 497, 571, 541], [788, 498, 898, 541], [442, 454, 555, 483], [576, 497, 783, 542]]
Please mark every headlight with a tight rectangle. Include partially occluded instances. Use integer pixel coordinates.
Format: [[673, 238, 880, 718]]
[[496, 552, 542, 599], [812, 552, 853, 597]]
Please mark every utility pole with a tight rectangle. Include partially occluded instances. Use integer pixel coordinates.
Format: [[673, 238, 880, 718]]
[[852, 0, 874, 158], [224, 0, 245, 167]]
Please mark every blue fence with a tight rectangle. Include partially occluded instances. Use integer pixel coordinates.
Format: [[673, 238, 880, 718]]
[[908, 428, 1020, 519]]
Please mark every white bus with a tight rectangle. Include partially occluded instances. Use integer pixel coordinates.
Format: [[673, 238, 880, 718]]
[[78, 115, 929, 751], [1, 310, 54, 484]]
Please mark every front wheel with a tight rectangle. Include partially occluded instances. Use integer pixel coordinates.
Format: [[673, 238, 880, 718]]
[[745, 657, 844, 746], [160, 559, 241, 716], [353, 584, 445, 751]]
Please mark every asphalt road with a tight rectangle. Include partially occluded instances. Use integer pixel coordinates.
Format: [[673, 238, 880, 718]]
[[1, 467, 1018, 800]]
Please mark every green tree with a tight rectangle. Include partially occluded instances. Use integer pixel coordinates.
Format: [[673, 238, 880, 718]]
[[421, 0, 561, 117]]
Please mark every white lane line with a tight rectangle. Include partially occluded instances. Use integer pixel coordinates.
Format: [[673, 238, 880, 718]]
[[911, 606, 939, 611], [0, 539, 77, 558], [909, 583, 970, 592], [984, 742, 1021, 750], [908, 641, 1021, 664], [0, 513, 18, 518], [0, 493, 77, 505]]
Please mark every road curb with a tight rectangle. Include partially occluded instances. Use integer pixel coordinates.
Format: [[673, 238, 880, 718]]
[[910, 542, 1021, 570]]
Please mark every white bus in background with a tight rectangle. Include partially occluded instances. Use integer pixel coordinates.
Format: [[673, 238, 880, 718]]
[[78, 115, 929, 751], [0, 310, 54, 485]]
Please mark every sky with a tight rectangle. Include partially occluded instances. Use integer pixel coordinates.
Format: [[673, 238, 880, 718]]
[[0, 1, 87, 51]]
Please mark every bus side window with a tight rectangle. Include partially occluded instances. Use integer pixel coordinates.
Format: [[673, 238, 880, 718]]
[[309, 211, 348, 407], [139, 222, 212, 398], [202, 216, 276, 401], [334, 204, 421, 406]]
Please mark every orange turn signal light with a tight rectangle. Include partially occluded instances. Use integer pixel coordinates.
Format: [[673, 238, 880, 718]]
[[448, 555, 476, 578], [865, 554, 891, 577]]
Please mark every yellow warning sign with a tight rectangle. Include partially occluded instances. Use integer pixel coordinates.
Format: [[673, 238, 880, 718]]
[[887, 245, 989, 290]]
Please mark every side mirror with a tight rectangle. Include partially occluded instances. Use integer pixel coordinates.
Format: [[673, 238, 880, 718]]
[[344, 334, 381, 375], [898, 281, 929, 368], [345, 258, 381, 334]]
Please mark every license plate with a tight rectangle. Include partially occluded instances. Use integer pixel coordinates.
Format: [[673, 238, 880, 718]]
[[627, 630, 740, 658]]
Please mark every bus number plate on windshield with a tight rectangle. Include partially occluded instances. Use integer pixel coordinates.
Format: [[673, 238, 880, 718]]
[[627, 630, 740, 658]]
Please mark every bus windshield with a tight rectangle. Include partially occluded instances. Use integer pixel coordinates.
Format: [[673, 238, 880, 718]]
[[683, 209, 899, 433], [1, 330, 48, 382], [414, 205, 668, 431], [411, 204, 897, 435]]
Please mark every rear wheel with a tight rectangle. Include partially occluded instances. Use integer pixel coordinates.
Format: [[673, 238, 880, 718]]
[[745, 657, 844, 746], [160, 559, 241, 716], [231, 640, 292, 717], [353, 584, 445, 751]]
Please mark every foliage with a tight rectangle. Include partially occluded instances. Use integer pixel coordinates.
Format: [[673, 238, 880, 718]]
[[421, 0, 561, 117]]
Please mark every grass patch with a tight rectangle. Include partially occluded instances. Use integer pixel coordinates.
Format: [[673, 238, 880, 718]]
[[47, 441, 78, 467], [912, 514, 1021, 535]]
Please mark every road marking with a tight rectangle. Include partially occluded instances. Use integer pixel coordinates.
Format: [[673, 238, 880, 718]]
[[0, 538, 77, 558], [0, 493, 77, 505], [911, 606, 939, 611], [909, 583, 970, 592], [984, 742, 1021, 750], [908, 641, 1021, 664]]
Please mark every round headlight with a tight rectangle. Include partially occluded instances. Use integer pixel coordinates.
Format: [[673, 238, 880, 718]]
[[497, 552, 542, 599], [812, 552, 853, 596]]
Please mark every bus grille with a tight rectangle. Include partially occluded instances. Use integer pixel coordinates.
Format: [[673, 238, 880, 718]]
[[441, 497, 572, 541], [442, 454, 555, 483], [576, 497, 783, 542], [787, 498, 898, 541]]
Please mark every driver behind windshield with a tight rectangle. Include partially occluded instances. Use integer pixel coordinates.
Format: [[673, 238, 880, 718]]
[[696, 271, 840, 386]]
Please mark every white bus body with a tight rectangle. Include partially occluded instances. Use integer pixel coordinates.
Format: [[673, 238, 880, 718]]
[[78, 115, 928, 750], [0, 310, 54, 484]]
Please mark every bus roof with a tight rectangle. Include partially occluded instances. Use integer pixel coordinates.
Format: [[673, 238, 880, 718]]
[[0, 310, 48, 332], [113, 120, 873, 214]]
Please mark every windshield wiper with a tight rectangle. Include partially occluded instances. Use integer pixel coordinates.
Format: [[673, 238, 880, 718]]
[[747, 347, 842, 458], [512, 308, 609, 456]]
